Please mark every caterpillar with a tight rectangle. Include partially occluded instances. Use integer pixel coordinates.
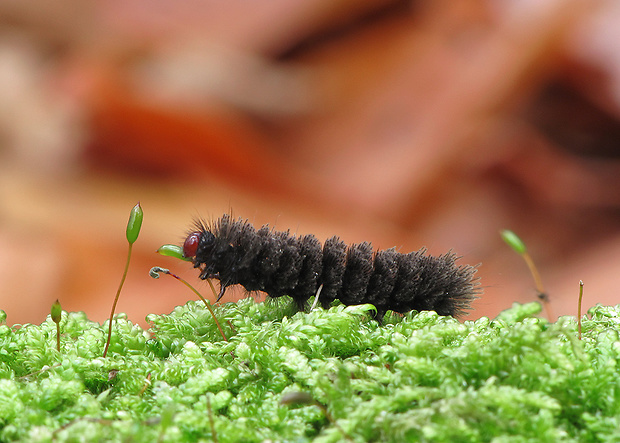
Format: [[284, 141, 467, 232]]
[[182, 214, 479, 321]]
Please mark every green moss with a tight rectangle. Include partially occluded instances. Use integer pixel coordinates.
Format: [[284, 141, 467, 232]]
[[0, 300, 620, 441]]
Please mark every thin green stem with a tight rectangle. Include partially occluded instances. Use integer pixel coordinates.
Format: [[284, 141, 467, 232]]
[[205, 278, 220, 303], [139, 373, 152, 396], [51, 299, 62, 353], [522, 251, 553, 320], [522, 252, 543, 294], [158, 269, 227, 342], [56, 322, 60, 352], [578, 280, 584, 340], [103, 243, 133, 358], [19, 363, 62, 380], [206, 395, 218, 443]]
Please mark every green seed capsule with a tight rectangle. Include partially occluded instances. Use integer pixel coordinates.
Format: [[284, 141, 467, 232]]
[[51, 299, 62, 324], [156, 244, 192, 261], [500, 229, 527, 255], [126, 203, 143, 244]]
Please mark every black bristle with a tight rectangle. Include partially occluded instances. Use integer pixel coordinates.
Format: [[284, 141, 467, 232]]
[[186, 215, 480, 320], [320, 236, 348, 308]]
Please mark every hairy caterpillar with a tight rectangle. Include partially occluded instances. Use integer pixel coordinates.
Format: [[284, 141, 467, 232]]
[[183, 214, 479, 321]]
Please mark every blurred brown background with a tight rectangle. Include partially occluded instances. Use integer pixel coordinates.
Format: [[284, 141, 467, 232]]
[[1, 0, 619, 327]]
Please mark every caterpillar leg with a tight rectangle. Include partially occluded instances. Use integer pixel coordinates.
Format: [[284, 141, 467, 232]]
[[216, 283, 226, 302]]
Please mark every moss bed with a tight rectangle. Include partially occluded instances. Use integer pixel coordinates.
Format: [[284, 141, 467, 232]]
[[1, 299, 620, 442]]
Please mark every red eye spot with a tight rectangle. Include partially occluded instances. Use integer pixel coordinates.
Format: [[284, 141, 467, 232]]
[[183, 232, 201, 258]]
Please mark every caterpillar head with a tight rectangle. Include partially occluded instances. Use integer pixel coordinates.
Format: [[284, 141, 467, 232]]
[[182, 232, 201, 258], [183, 229, 218, 259]]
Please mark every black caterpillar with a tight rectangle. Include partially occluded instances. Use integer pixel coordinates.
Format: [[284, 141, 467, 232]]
[[182, 215, 479, 321]]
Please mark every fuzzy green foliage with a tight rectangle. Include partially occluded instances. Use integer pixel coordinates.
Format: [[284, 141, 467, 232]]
[[1, 300, 620, 442]]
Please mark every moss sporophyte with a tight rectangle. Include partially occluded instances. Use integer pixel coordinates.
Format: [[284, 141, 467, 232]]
[[103, 203, 143, 358], [51, 299, 62, 352], [501, 229, 553, 320], [2, 301, 620, 441]]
